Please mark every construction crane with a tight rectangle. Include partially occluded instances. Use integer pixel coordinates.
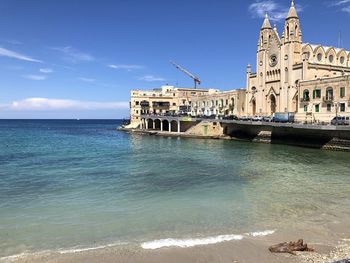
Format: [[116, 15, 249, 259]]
[[170, 61, 201, 89]]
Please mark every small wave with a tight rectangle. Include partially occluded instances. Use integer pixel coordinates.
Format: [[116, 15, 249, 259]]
[[0, 251, 50, 263], [58, 242, 125, 254], [141, 234, 243, 250], [0, 243, 125, 262], [247, 230, 276, 237]]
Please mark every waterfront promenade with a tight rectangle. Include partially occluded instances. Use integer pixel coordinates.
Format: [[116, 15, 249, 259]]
[[125, 115, 350, 151]]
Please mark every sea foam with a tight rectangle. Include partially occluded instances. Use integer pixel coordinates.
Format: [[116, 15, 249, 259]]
[[141, 229, 276, 250], [247, 229, 276, 237], [141, 234, 243, 249]]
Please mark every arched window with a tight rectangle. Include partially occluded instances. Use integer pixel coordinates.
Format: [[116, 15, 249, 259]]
[[326, 87, 333, 101], [287, 25, 289, 38], [317, 53, 322, 62], [303, 89, 310, 101], [340, 56, 345, 64], [329, 55, 334, 63], [295, 25, 298, 36]]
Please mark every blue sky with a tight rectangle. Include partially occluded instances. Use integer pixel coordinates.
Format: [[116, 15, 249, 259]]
[[0, 0, 349, 119]]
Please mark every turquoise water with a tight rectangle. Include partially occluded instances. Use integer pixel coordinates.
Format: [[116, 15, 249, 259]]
[[1, 120, 350, 257]]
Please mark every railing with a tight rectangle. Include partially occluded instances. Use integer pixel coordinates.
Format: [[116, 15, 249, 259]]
[[300, 97, 310, 102], [323, 96, 334, 103]]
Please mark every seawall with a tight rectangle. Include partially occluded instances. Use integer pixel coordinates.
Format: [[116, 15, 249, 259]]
[[121, 118, 350, 151]]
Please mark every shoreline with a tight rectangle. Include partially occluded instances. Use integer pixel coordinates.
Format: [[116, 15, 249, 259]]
[[3, 223, 350, 263]]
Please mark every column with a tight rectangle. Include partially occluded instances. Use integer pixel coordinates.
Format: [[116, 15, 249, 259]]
[[153, 121, 155, 130], [160, 120, 163, 131], [177, 121, 180, 133], [169, 122, 171, 132], [145, 119, 148, 130]]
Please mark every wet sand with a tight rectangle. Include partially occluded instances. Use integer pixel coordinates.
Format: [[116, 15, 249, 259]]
[[5, 226, 350, 263]]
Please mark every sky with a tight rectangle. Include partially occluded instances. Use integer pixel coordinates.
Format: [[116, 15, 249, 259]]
[[0, 0, 350, 119]]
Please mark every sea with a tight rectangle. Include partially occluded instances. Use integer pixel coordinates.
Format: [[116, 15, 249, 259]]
[[1, 119, 350, 259]]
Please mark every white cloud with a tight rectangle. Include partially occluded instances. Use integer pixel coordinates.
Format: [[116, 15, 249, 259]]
[[51, 46, 94, 63], [332, 0, 350, 6], [248, 0, 302, 21], [0, 47, 42, 63], [139, 75, 166, 82], [109, 64, 144, 71], [22, 75, 46, 81], [39, 68, 53, 73], [0, 98, 129, 111], [78, 77, 96, 82], [5, 39, 23, 45], [330, 0, 350, 14]]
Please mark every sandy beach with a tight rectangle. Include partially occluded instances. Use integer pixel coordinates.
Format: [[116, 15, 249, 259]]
[[4, 225, 350, 263]]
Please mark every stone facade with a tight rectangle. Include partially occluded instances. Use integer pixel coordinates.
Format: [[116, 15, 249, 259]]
[[297, 75, 350, 123], [130, 85, 216, 125], [191, 89, 246, 117], [245, 0, 350, 122]]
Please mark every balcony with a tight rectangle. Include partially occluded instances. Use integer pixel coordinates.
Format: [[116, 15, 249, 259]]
[[152, 102, 170, 108], [300, 97, 310, 102], [323, 96, 334, 103], [140, 101, 150, 108]]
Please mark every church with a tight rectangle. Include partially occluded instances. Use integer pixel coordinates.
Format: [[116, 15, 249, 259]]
[[245, 0, 350, 122]]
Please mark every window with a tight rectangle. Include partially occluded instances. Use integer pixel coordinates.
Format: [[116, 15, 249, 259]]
[[317, 53, 322, 61], [327, 104, 332, 112], [303, 89, 310, 101], [329, 55, 334, 63], [173, 103, 176, 106], [313, 89, 321, 99], [135, 101, 140, 105], [304, 105, 307, 112], [340, 87, 345, 98], [340, 56, 345, 64], [340, 103, 346, 112], [136, 110, 139, 114], [315, 104, 320, 113], [326, 87, 333, 100]]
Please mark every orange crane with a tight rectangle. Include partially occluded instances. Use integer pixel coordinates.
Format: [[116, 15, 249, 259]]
[[170, 61, 201, 89]]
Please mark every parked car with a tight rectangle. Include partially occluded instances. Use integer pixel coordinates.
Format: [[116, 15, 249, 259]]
[[252, 116, 263, 121], [262, 116, 273, 122], [331, 116, 350, 125], [240, 116, 251, 121], [223, 115, 239, 120]]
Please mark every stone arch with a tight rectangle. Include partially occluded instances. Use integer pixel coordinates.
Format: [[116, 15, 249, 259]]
[[302, 44, 313, 60], [303, 89, 310, 101], [325, 47, 336, 64], [170, 120, 178, 132], [326, 87, 334, 100], [154, 119, 161, 130], [337, 49, 347, 66], [163, 120, 169, 131], [314, 46, 326, 63], [147, 119, 154, 130], [270, 94, 276, 115]]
